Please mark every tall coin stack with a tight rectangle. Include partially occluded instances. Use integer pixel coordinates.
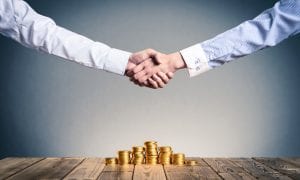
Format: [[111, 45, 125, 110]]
[[144, 141, 158, 164], [159, 146, 172, 165], [172, 153, 185, 165], [131, 146, 145, 165], [118, 150, 131, 165]]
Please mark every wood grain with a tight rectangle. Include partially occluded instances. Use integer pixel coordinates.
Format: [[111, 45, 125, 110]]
[[204, 158, 246, 174], [98, 164, 134, 180], [280, 157, 300, 167], [219, 172, 256, 180], [103, 164, 134, 172], [254, 157, 300, 179], [230, 158, 292, 180], [164, 166, 221, 180], [133, 165, 166, 180], [98, 171, 132, 180], [0, 157, 44, 179], [2, 157, 300, 179], [164, 157, 221, 180], [7, 157, 83, 180], [63, 158, 105, 180], [204, 158, 255, 179]]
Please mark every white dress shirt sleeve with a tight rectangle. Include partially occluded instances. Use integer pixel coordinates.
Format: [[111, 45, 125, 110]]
[[0, 0, 131, 75], [180, 0, 300, 77]]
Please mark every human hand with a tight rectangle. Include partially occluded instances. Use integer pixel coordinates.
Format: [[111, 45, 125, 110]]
[[126, 49, 175, 89], [131, 50, 186, 88], [125, 49, 158, 77]]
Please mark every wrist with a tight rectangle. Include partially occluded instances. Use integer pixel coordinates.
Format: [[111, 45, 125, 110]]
[[169, 52, 186, 70]]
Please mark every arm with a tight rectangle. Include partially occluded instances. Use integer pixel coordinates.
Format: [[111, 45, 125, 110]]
[[181, 0, 300, 77], [0, 0, 130, 75], [130, 0, 300, 87]]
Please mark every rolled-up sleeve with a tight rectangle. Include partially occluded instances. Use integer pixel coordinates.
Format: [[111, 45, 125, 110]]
[[0, 0, 130, 75], [181, 0, 300, 77]]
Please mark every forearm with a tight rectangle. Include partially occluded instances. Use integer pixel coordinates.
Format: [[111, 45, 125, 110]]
[[0, 0, 130, 75], [180, 0, 300, 77], [39, 26, 131, 75]]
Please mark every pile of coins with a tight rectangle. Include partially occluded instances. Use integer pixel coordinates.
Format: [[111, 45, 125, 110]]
[[144, 141, 159, 164], [131, 146, 144, 165], [118, 150, 131, 165], [172, 153, 185, 165], [159, 146, 172, 165], [105, 141, 197, 166]]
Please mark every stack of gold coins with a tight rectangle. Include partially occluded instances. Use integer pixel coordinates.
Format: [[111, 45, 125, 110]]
[[105, 157, 118, 165], [144, 141, 158, 164], [158, 146, 172, 165], [172, 153, 185, 165], [131, 146, 145, 164], [118, 150, 131, 165]]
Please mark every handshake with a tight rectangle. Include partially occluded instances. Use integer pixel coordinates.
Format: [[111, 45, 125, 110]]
[[126, 49, 186, 89]]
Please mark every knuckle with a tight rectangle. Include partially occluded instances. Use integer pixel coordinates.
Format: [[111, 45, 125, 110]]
[[144, 60, 152, 66], [133, 68, 141, 74], [141, 77, 148, 82], [145, 68, 153, 74], [138, 78, 144, 84], [133, 74, 139, 79], [146, 48, 153, 52]]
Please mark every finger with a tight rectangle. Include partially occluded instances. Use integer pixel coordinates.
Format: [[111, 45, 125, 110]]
[[148, 77, 159, 89], [131, 75, 148, 87], [166, 72, 174, 79], [133, 61, 156, 84], [131, 49, 158, 64], [133, 70, 146, 81], [152, 74, 165, 88], [132, 58, 152, 74], [157, 72, 170, 84], [133, 79, 145, 87], [153, 53, 161, 65], [132, 62, 145, 75], [143, 80, 150, 87], [142, 80, 155, 89]]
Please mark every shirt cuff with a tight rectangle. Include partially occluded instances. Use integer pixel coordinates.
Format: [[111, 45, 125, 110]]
[[180, 44, 212, 77], [103, 48, 131, 76]]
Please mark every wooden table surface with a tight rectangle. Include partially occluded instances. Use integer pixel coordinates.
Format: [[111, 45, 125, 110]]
[[0, 157, 299, 179]]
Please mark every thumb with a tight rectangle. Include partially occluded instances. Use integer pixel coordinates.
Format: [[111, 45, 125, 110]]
[[153, 53, 164, 65], [131, 49, 159, 64]]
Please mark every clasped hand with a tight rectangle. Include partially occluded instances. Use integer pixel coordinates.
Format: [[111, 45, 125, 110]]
[[126, 49, 186, 89]]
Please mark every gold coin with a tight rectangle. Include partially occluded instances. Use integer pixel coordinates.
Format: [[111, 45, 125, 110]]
[[144, 141, 157, 145], [172, 153, 185, 157], [132, 146, 144, 152], [185, 160, 197, 166], [118, 150, 131, 154], [133, 154, 144, 157], [159, 146, 172, 152], [105, 157, 118, 165]]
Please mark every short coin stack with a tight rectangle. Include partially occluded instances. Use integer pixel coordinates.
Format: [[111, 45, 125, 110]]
[[159, 146, 172, 165], [118, 150, 131, 165], [131, 146, 145, 165], [185, 160, 197, 166], [105, 157, 118, 165], [144, 141, 159, 165], [172, 153, 185, 165]]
